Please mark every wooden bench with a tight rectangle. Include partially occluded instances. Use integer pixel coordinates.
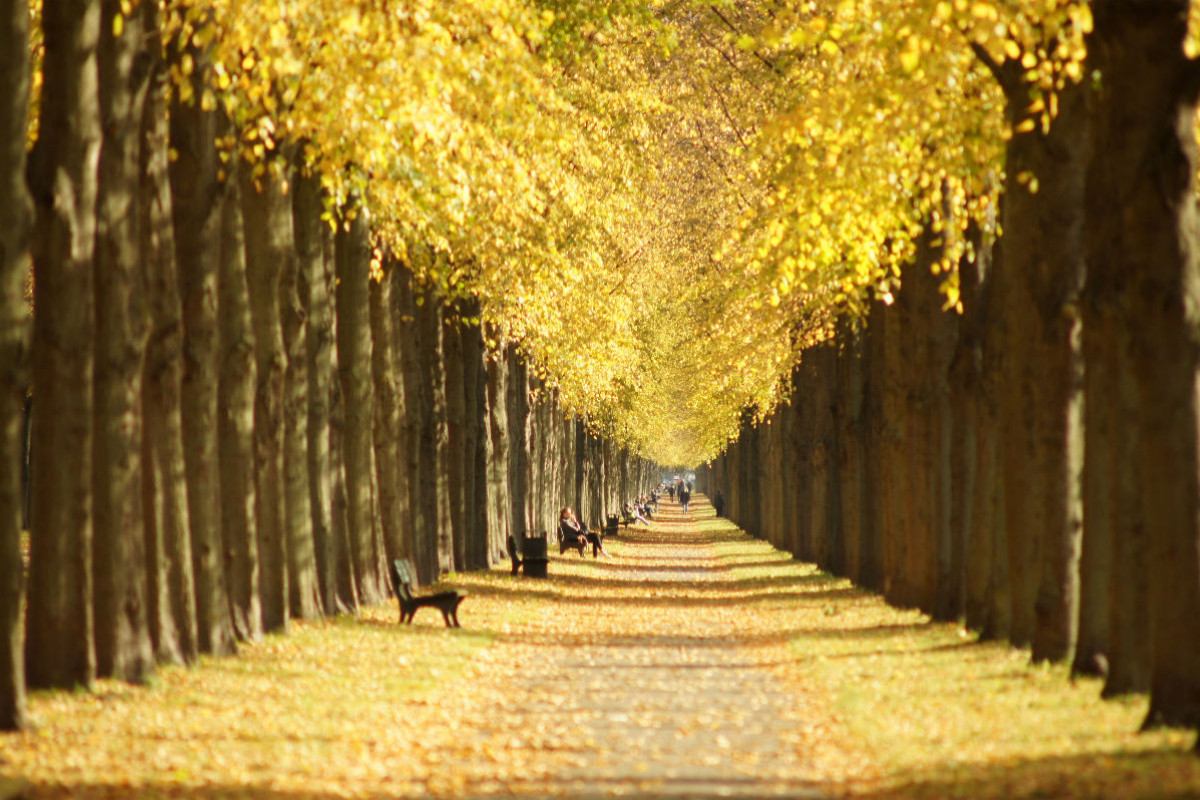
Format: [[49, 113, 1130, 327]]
[[508, 533, 549, 578], [556, 521, 587, 556], [388, 558, 465, 628], [604, 514, 619, 538]]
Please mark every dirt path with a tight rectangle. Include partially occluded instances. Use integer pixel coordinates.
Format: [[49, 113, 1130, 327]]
[[439, 502, 826, 799]]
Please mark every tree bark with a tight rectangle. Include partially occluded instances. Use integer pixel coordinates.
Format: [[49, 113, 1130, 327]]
[[169, 40, 235, 657], [1088, 1, 1200, 728], [369, 259, 407, 564], [945, 222, 988, 624], [835, 326, 864, 586], [487, 343, 511, 563], [139, 29, 196, 666], [26, 0, 102, 688], [93, 0, 154, 683], [464, 314, 490, 569], [241, 163, 290, 632], [216, 166, 259, 640], [987, 62, 1088, 658], [395, 261, 435, 579], [284, 166, 320, 620], [303, 177, 337, 615], [508, 350, 531, 539], [420, 286, 453, 574], [335, 208, 385, 603], [0, 0, 32, 729], [443, 308, 468, 570]]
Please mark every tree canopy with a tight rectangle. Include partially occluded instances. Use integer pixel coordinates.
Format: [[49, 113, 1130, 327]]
[[141, 0, 1115, 466]]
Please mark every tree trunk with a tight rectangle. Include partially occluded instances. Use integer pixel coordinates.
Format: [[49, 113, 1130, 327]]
[[0, 0, 33, 729], [945, 223, 988, 624], [139, 31, 196, 665], [443, 309, 468, 570], [335, 208, 385, 603], [858, 310, 885, 594], [327, 288, 357, 614], [284, 166, 320, 620], [395, 262, 435, 578], [835, 326, 863, 586], [1073, 312, 1115, 678], [509, 350, 531, 539], [878, 293, 911, 606], [984, 60, 1088, 657], [1009, 81, 1088, 664], [487, 343, 511, 563], [26, 0, 102, 688], [169, 41, 235, 657], [303, 176, 337, 616], [369, 259, 407, 564], [461, 307, 489, 570], [1088, 1, 1200, 728], [217, 167, 260, 640], [241, 163, 290, 633], [93, 0, 154, 683], [420, 287, 453, 574]]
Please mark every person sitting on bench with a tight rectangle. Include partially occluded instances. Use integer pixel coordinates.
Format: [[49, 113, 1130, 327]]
[[624, 501, 651, 527], [561, 506, 610, 558]]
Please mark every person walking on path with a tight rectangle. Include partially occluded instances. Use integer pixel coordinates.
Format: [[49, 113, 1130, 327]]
[[679, 483, 691, 513]]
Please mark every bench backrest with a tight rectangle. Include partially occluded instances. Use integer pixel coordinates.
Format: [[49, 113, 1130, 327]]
[[391, 558, 417, 599]]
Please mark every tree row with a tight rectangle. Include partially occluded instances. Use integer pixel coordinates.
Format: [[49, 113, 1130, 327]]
[[0, 0, 657, 732]]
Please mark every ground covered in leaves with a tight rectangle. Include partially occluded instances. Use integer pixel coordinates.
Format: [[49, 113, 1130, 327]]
[[2, 498, 1199, 799]]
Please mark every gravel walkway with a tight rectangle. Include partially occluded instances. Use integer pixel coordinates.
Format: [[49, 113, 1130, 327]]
[[457, 505, 825, 799]]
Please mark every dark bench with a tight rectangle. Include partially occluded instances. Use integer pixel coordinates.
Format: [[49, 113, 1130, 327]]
[[604, 514, 619, 538], [556, 521, 587, 556], [389, 558, 465, 628], [508, 533, 549, 578]]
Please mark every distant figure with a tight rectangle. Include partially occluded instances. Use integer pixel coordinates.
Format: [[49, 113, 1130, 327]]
[[713, 490, 725, 518], [667, 484, 675, 501], [679, 483, 691, 513]]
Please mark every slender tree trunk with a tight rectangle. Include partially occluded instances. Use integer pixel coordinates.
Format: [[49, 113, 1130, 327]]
[[487, 343, 511, 563], [93, 0, 153, 683], [0, 0, 33, 729], [335, 208, 384, 602], [303, 179, 337, 615], [169, 40, 235, 657], [217, 167, 260, 640], [369, 259, 406, 563], [461, 307, 489, 570], [26, 0, 102, 688], [878, 294, 911, 606], [327, 293, 357, 614], [284, 166, 319, 620], [1010, 81, 1088, 665], [241, 163, 290, 632], [139, 32, 196, 665], [509, 351, 531, 539], [945, 223, 987, 624], [835, 327, 863, 586], [1073, 314, 1114, 678], [420, 287, 453, 574], [443, 309, 468, 570], [395, 262, 435, 578], [858, 312, 885, 594]]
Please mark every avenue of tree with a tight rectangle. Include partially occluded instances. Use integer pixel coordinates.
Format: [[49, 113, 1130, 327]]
[[2, 0, 1200, 754]]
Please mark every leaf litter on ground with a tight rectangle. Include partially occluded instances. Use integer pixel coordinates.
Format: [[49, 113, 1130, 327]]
[[1, 501, 1198, 799]]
